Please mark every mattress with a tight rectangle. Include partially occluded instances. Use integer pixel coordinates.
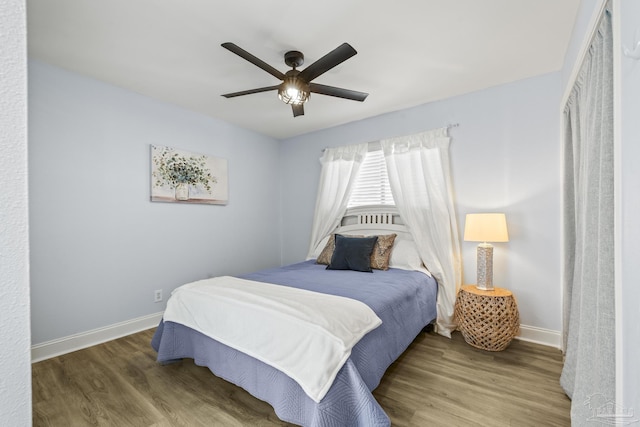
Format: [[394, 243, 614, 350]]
[[152, 260, 437, 426]]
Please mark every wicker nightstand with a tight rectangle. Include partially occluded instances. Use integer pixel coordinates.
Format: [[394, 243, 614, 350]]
[[454, 285, 520, 351]]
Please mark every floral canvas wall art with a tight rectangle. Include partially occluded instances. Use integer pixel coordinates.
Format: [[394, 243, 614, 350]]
[[151, 145, 228, 205]]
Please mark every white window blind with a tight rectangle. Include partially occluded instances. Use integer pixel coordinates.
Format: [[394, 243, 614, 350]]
[[348, 149, 395, 208]]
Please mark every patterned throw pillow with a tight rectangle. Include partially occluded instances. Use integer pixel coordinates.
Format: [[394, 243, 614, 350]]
[[316, 233, 397, 270], [316, 234, 339, 265], [370, 233, 397, 270]]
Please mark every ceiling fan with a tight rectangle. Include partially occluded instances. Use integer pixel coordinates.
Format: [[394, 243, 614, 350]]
[[221, 42, 368, 117]]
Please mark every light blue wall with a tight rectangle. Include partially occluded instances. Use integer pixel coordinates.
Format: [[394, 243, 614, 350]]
[[280, 72, 563, 332], [29, 60, 282, 344]]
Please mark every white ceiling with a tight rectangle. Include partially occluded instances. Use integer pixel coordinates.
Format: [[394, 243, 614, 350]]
[[27, 0, 581, 140]]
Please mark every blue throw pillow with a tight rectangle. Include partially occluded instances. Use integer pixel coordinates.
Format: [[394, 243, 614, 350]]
[[327, 234, 379, 272]]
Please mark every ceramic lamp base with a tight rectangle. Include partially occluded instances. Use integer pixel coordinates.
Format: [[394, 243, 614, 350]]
[[476, 243, 494, 291]]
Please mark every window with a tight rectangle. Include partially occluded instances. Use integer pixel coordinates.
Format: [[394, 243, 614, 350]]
[[347, 149, 395, 208]]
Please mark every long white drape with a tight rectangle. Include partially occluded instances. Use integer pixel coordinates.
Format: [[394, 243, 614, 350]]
[[560, 6, 615, 424], [307, 143, 369, 258], [381, 128, 462, 337]]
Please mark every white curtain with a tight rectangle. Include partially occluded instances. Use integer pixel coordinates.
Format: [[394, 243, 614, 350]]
[[560, 6, 615, 424], [307, 143, 369, 258], [381, 128, 462, 337]]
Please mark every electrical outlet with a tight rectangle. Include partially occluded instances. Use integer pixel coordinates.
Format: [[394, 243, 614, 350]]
[[154, 289, 163, 303]]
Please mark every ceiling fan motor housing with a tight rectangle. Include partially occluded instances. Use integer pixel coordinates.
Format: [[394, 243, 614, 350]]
[[284, 50, 304, 69]]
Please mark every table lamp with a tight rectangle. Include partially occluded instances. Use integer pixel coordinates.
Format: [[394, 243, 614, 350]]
[[464, 213, 509, 291]]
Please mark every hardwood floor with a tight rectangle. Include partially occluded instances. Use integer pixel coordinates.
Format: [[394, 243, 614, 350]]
[[32, 329, 570, 426]]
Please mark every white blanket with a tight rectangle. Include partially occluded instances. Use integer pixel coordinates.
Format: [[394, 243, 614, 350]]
[[162, 276, 382, 402]]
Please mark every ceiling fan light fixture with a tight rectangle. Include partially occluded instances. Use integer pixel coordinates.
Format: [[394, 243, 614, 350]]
[[278, 76, 310, 105]]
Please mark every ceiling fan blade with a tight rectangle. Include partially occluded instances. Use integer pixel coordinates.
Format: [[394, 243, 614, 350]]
[[309, 83, 368, 102], [298, 43, 358, 82], [221, 85, 279, 98], [221, 42, 286, 81], [292, 104, 304, 117]]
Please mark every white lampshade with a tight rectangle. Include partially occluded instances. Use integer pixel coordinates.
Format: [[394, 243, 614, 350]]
[[464, 213, 509, 243]]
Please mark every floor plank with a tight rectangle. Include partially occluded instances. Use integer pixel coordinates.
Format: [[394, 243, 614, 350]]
[[32, 329, 570, 426]]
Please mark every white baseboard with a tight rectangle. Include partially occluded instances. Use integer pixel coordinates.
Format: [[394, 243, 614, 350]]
[[515, 324, 562, 350], [31, 311, 164, 363]]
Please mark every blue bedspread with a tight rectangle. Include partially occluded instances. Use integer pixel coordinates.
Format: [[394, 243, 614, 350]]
[[152, 260, 437, 426]]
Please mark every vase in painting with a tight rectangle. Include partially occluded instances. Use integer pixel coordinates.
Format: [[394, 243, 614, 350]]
[[175, 183, 190, 201]]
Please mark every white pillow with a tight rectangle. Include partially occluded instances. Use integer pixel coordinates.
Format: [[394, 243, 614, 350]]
[[388, 238, 431, 276]]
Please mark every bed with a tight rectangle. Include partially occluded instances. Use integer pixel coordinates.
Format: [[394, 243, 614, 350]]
[[152, 214, 438, 426]]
